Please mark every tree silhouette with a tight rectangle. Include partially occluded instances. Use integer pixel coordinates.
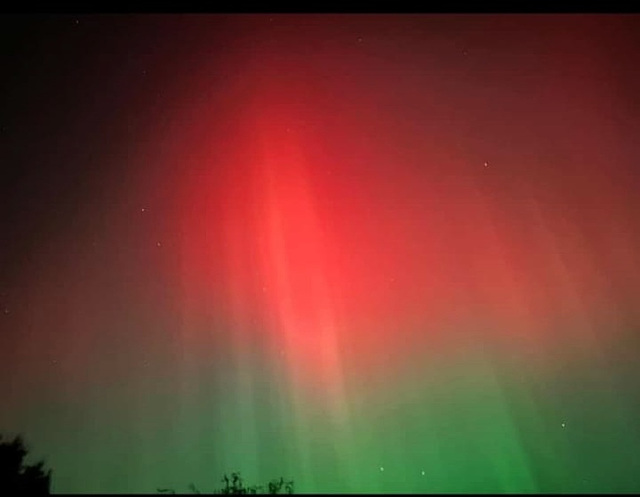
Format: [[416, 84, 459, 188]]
[[0, 434, 51, 494], [158, 472, 294, 494]]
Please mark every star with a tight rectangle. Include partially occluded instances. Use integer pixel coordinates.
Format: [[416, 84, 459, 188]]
[[561, 422, 566, 428], [379, 466, 384, 472], [141, 207, 147, 212], [156, 242, 162, 247], [421, 470, 425, 476], [483, 161, 489, 167]]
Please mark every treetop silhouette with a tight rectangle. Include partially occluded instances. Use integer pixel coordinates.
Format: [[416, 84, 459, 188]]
[[0, 434, 51, 494], [158, 471, 294, 494]]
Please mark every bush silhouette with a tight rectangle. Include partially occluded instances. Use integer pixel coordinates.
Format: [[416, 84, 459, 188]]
[[158, 472, 294, 494], [0, 434, 51, 494]]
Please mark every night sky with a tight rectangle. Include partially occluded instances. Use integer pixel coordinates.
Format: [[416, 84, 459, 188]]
[[1, 13, 640, 494]]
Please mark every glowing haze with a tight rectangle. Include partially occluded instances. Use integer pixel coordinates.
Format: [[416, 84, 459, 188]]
[[1, 14, 639, 493]]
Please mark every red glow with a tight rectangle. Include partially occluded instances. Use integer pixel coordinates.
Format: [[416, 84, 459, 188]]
[[167, 16, 640, 393]]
